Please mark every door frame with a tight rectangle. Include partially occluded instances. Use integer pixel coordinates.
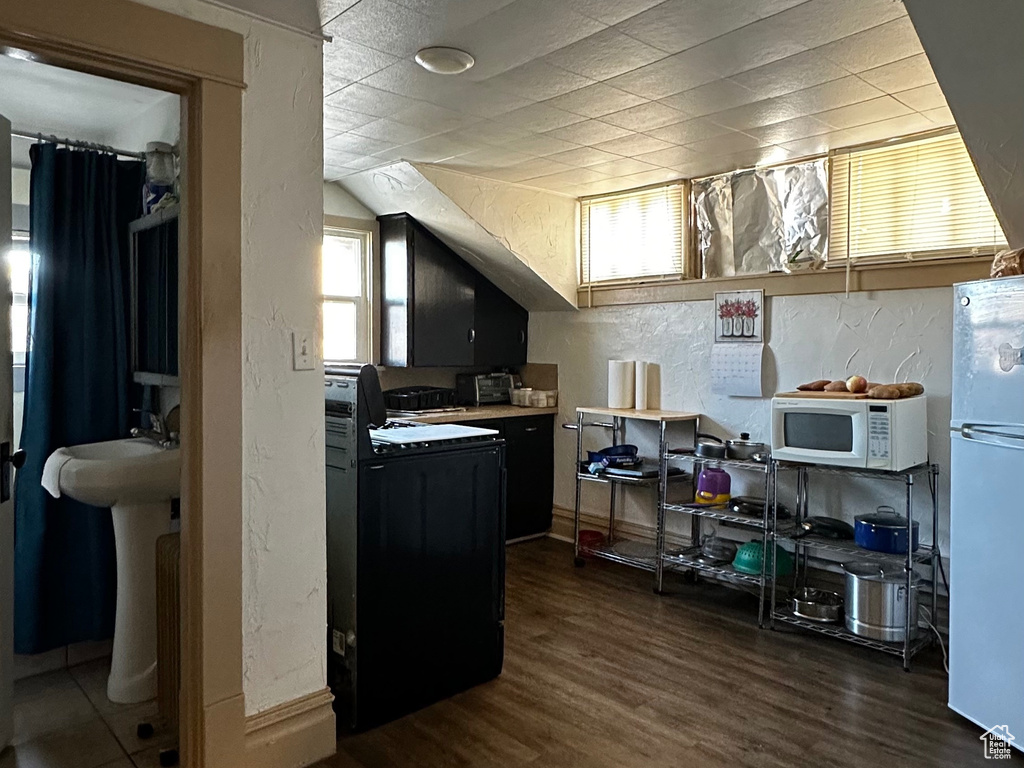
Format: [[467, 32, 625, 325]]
[[0, 2, 245, 766]]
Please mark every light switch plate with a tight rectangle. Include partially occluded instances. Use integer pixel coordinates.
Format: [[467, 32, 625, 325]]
[[292, 331, 315, 371]]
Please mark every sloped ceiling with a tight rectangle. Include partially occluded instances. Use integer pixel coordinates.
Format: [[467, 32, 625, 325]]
[[904, 0, 1024, 248], [340, 162, 577, 311], [321, 0, 954, 197]]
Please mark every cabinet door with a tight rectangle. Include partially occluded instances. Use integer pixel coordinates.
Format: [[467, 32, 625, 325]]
[[474, 276, 528, 367], [411, 226, 475, 367], [504, 415, 554, 540]]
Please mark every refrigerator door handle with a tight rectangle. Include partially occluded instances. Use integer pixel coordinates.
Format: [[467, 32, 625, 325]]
[[961, 424, 1024, 450]]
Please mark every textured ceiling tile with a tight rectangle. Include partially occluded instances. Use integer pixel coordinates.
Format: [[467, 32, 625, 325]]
[[743, 115, 833, 144], [528, 167, 612, 185], [351, 119, 439, 144], [858, 54, 937, 93], [323, 37, 399, 86], [646, 117, 734, 145], [336, 153, 393, 171], [703, 97, 807, 131], [922, 105, 955, 127], [489, 158, 577, 182], [573, 177, 637, 196], [446, 146, 536, 169], [324, 132, 394, 156], [545, 146, 623, 167], [729, 51, 850, 101], [323, 0, 444, 57], [451, 0, 607, 80], [323, 105, 378, 132], [435, 85, 537, 119], [613, 168, 683, 188], [565, 0, 667, 26], [835, 112, 939, 146], [544, 119, 633, 145], [778, 134, 834, 159], [814, 16, 924, 73], [323, 146, 364, 166], [319, 0, 360, 25], [892, 83, 947, 112], [681, 18, 808, 79], [635, 144, 701, 168], [445, 121, 531, 145], [326, 83, 421, 117], [770, 0, 908, 48], [505, 134, 584, 157], [392, 102, 479, 132], [595, 133, 677, 156], [605, 51, 721, 100], [501, 103, 589, 132], [373, 137, 467, 164], [388, 0, 518, 25], [543, 83, 647, 118], [685, 131, 765, 155], [588, 157, 661, 176], [544, 28, 667, 81], [782, 75, 885, 114], [658, 79, 761, 118], [615, 0, 761, 55], [361, 61, 474, 104], [481, 60, 596, 101], [749, 0, 813, 17], [600, 101, 689, 131], [814, 95, 913, 129]]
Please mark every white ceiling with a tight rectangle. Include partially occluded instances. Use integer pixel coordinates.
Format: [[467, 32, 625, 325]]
[[322, 0, 953, 197], [0, 54, 172, 167]]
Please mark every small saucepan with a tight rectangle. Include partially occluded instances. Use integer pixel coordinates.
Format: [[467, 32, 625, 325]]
[[694, 433, 726, 459], [854, 506, 920, 554]]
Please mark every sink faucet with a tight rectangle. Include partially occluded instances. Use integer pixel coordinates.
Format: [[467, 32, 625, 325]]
[[131, 409, 177, 448]]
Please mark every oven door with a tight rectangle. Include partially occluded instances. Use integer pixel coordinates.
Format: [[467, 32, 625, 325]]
[[771, 399, 868, 467]]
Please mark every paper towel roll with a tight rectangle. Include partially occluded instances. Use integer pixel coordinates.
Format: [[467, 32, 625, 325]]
[[608, 360, 635, 409], [634, 361, 649, 410]]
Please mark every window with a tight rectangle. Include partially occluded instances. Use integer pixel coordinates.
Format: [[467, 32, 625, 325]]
[[580, 184, 685, 285], [829, 132, 1006, 263], [322, 227, 371, 364], [9, 232, 30, 367]]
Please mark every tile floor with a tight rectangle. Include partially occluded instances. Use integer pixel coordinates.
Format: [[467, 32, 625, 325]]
[[1, 659, 176, 768]]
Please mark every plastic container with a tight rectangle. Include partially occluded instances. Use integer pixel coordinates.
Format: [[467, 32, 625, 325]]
[[511, 388, 558, 407], [578, 529, 605, 556]]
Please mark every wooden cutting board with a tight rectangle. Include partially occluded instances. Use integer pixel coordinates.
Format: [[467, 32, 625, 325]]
[[777, 390, 868, 399]]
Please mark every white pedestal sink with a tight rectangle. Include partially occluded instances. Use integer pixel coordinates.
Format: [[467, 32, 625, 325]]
[[42, 438, 179, 704]]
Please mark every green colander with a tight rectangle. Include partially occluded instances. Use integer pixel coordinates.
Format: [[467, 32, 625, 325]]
[[732, 540, 794, 576]]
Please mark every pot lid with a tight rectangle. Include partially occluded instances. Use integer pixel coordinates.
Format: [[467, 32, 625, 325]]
[[726, 432, 765, 447], [856, 506, 912, 527]]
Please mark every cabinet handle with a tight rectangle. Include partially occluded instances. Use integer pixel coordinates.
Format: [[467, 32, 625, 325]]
[[524, 427, 538, 433], [519, 330, 525, 344], [468, 328, 476, 343]]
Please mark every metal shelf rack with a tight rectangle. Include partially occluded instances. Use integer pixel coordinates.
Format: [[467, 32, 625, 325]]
[[566, 407, 700, 585], [769, 461, 941, 670], [661, 452, 774, 626]]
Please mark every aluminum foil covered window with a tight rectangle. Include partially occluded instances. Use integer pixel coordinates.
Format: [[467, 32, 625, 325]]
[[695, 159, 828, 278]]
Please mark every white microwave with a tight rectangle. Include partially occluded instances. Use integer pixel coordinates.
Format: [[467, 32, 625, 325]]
[[771, 395, 928, 471]]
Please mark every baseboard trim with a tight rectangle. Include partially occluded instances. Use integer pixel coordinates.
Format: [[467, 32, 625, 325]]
[[549, 505, 691, 547], [245, 688, 336, 768]]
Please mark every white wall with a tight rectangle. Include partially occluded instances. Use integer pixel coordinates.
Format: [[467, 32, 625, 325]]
[[133, 0, 326, 716], [108, 92, 180, 151], [530, 287, 954, 562], [324, 181, 373, 219]]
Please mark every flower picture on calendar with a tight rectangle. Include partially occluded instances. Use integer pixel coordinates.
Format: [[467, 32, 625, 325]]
[[715, 289, 764, 343]]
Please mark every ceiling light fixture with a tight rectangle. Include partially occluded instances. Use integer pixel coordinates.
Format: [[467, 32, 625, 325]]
[[415, 47, 475, 75]]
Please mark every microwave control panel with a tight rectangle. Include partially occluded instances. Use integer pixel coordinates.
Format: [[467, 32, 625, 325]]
[[867, 406, 891, 461]]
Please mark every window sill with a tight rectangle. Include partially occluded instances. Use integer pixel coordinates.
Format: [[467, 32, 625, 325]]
[[576, 257, 990, 308]]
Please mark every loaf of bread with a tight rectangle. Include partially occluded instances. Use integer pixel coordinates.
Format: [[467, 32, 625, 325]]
[[867, 385, 902, 399], [824, 380, 850, 392], [797, 379, 831, 391]]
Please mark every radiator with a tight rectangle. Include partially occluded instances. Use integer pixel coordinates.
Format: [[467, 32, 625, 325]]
[[155, 531, 180, 731]]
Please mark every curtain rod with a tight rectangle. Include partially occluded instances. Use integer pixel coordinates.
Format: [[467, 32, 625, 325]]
[[10, 130, 146, 160]]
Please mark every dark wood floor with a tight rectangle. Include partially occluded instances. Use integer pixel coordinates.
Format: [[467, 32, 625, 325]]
[[322, 538, 996, 768]]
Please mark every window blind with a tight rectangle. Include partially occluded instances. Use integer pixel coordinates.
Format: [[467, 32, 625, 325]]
[[829, 132, 1005, 263], [580, 184, 684, 284]]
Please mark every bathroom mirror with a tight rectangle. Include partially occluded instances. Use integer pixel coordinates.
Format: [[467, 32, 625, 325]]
[[130, 205, 179, 385]]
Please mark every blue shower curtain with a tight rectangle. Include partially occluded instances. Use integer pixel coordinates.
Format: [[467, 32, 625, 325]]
[[14, 144, 145, 654]]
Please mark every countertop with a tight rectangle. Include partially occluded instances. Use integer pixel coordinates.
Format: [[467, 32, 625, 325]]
[[392, 405, 559, 424]]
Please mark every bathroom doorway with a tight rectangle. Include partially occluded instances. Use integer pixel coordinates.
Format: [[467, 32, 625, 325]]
[[0, 2, 247, 766], [1, 56, 183, 768]]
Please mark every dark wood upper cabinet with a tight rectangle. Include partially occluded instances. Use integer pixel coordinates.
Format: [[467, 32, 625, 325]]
[[379, 213, 528, 368]]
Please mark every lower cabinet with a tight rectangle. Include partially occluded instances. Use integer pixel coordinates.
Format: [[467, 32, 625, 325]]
[[473, 415, 554, 542]]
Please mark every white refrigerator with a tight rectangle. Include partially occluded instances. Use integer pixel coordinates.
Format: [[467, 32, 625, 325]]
[[950, 275, 1024, 751]]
